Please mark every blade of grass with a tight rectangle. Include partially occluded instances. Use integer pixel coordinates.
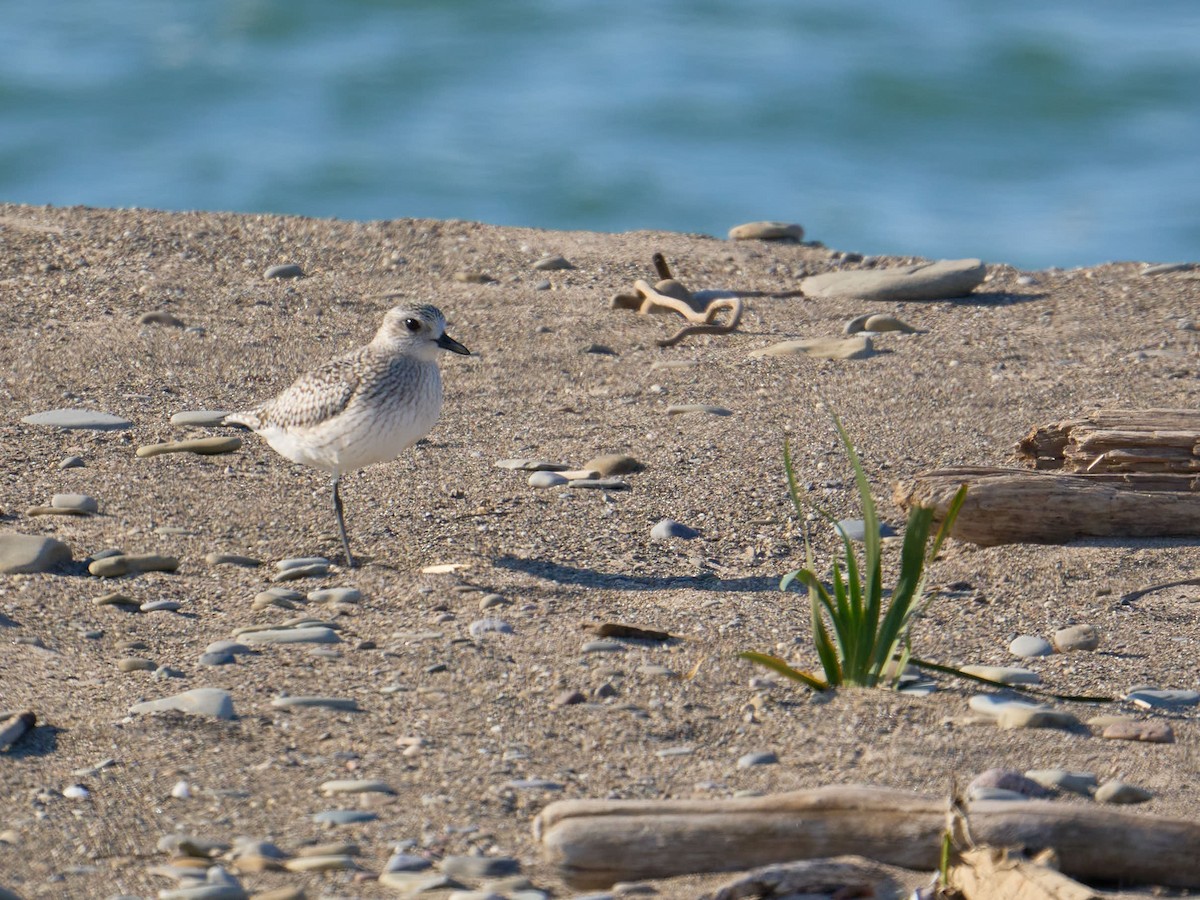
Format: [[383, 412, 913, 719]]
[[738, 651, 829, 691]]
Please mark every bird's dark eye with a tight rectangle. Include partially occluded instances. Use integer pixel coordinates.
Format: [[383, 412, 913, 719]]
[[404, 318, 421, 333]]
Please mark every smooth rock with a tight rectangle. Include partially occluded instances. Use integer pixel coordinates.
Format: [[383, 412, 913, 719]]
[[1024, 768, 1098, 797], [650, 519, 699, 541], [1095, 780, 1153, 805], [1102, 719, 1174, 743], [59, 455, 85, 469], [736, 751, 779, 768], [271, 563, 329, 582], [1125, 688, 1200, 709], [241, 627, 340, 645], [21, 409, 132, 430], [264, 263, 304, 279], [960, 665, 1041, 685], [117, 657, 156, 672], [308, 587, 362, 605], [88, 553, 179, 577], [199, 651, 235, 666], [170, 410, 231, 427], [664, 404, 732, 417], [528, 471, 568, 488], [25, 504, 90, 517], [863, 314, 917, 333], [469, 618, 514, 638], [968, 693, 1048, 719], [1141, 262, 1195, 276], [968, 787, 1030, 802], [138, 310, 185, 327], [312, 809, 378, 826], [1009, 635, 1054, 658], [967, 768, 1052, 799], [583, 454, 644, 476], [130, 688, 234, 720], [379, 873, 466, 893], [283, 854, 357, 872], [93, 591, 137, 607], [506, 779, 563, 791], [271, 696, 360, 711], [136, 436, 242, 458], [800, 259, 987, 301], [320, 779, 394, 796], [1053, 624, 1100, 652], [141, 599, 181, 613], [996, 707, 1079, 731], [554, 689, 587, 707], [728, 221, 804, 242], [834, 519, 896, 542], [51, 493, 98, 513], [205, 640, 252, 657], [494, 459, 570, 471], [568, 477, 630, 490], [440, 856, 521, 879], [533, 255, 572, 271], [844, 313, 875, 334], [0, 533, 72, 574], [749, 335, 874, 360], [385, 852, 433, 873], [276, 556, 332, 571], [582, 639, 624, 653]]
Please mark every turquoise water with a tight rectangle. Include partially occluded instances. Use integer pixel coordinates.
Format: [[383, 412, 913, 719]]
[[2, 2, 1198, 269]]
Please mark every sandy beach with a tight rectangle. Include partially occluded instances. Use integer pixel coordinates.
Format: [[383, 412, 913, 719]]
[[1, 203, 1198, 898]]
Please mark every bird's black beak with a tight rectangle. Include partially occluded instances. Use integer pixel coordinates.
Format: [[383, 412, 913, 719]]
[[436, 332, 471, 355]]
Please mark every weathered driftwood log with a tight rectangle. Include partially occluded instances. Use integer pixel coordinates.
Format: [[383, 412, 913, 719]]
[[1015, 408, 1200, 473], [949, 847, 1124, 900], [534, 785, 1200, 890], [894, 466, 1200, 545]]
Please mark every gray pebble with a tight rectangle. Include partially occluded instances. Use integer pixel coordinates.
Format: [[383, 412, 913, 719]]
[[271, 563, 329, 582], [1053, 624, 1100, 652], [117, 657, 156, 673], [1024, 768, 1097, 797], [968, 786, 1030, 802], [533, 255, 572, 271], [205, 552, 261, 568], [59, 455, 86, 469], [129, 688, 235, 720], [469, 619, 514, 638], [844, 313, 874, 334], [728, 221, 805, 242], [51, 493, 98, 513], [1124, 688, 1200, 709], [271, 696, 360, 711], [960, 665, 1041, 685], [1095, 780, 1153, 804], [205, 640, 251, 657], [568, 477, 630, 491], [199, 651, 236, 666], [264, 263, 305, 279], [534, 280, 551, 291], [440, 856, 521, 879], [21, 408, 132, 430], [650, 519, 700, 541], [276, 556, 331, 571], [506, 779, 563, 791], [582, 639, 624, 653], [320, 778, 394, 795], [968, 768, 1052, 798], [385, 853, 433, 873], [479, 593, 509, 610], [664, 404, 733, 417], [138, 310, 186, 328], [967, 694, 1047, 719], [1141, 262, 1195, 276], [170, 410, 231, 427], [312, 809, 378, 825], [736, 751, 778, 768], [494, 459, 571, 471], [240, 627, 340, 645], [140, 600, 182, 613], [528, 471, 569, 488], [1009, 635, 1054, 658], [308, 587, 363, 605], [834, 519, 896, 542]]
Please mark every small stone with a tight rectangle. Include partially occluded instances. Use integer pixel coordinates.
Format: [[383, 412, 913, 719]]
[[240, 627, 340, 645], [533, 255, 572, 271], [1024, 769, 1098, 797], [968, 787, 1030, 802], [1095, 780, 1153, 805], [283, 854, 357, 872], [494, 459, 570, 471], [996, 707, 1079, 731], [1102, 719, 1174, 743], [582, 639, 624, 653], [584, 343, 617, 355], [0, 533, 72, 574], [21, 409, 132, 430], [252, 587, 305, 610], [308, 587, 363, 605], [170, 410, 231, 427], [453, 271, 496, 284], [554, 690, 587, 707], [479, 593, 509, 610], [320, 779, 394, 795], [88, 553, 179, 577], [59, 455, 85, 469], [749, 336, 875, 360], [199, 651, 235, 666], [271, 696, 360, 711], [385, 852, 433, 873], [664, 404, 733, 417], [264, 263, 305, 279], [568, 477, 631, 491], [25, 504, 91, 517], [528, 471, 568, 488], [379, 873, 466, 893], [205, 552, 261, 568], [50, 493, 98, 513], [844, 313, 875, 334], [0, 711, 36, 751], [138, 310, 186, 327], [469, 618, 514, 638], [736, 751, 778, 768], [130, 688, 235, 720], [1009, 635, 1054, 658], [728, 221, 805, 242], [960, 665, 1041, 685], [650, 519, 699, 541], [1125, 688, 1200, 710], [441, 856, 521, 879], [506, 778, 563, 791], [117, 657, 156, 672], [93, 592, 138, 608], [141, 599, 182, 612], [136, 436, 242, 458], [583, 454, 644, 476], [862, 314, 917, 333], [801, 258, 987, 301], [834, 519, 897, 542], [1053, 624, 1100, 652], [271, 563, 329, 582], [1141, 262, 1195, 276], [276, 556, 331, 570], [312, 809, 378, 826], [967, 768, 1053, 799]]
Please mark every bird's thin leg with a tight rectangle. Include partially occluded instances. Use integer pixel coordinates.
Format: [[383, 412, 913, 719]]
[[331, 474, 356, 568]]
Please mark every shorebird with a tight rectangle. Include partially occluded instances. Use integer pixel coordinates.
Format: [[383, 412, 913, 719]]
[[225, 303, 470, 567]]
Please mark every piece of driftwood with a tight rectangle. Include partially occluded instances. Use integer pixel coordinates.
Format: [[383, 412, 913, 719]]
[[1015, 408, 1200, 473], [611, 254, 744, 347], [700, 855, 910, 900], [894, 466, 1200, 545], [948, 847, 1102, 900], [534, 785, 1200, 890]]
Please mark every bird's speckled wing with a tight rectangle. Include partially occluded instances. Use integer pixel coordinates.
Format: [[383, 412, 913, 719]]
[[242, 350, 370, 430]]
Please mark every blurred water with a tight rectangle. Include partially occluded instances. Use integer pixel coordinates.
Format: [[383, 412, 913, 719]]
[[1, 1, 1197, 268]]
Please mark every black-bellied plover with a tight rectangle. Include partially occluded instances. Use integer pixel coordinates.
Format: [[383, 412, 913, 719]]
[[225, 303, 470, 567]]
